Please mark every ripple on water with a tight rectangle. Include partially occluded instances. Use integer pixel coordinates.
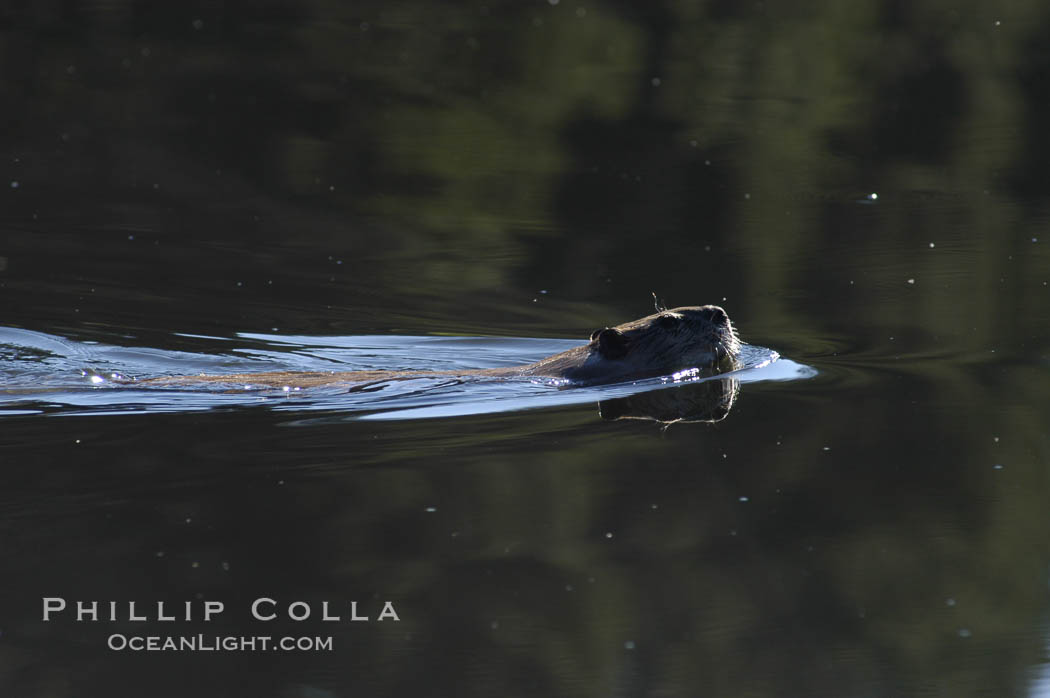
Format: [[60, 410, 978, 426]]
[[0, 328, 812, 420]]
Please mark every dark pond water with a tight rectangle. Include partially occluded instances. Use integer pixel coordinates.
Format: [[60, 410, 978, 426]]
[[3, 1, 1050, 696]]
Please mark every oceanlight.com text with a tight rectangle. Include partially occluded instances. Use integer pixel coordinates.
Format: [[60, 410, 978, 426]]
[[107, 633, 334, 652]]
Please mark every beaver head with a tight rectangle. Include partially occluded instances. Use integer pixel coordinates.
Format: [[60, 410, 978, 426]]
[[540, 305, 739, 384]]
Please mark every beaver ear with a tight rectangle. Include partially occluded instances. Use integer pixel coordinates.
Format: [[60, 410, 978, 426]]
[[657, 313, 680, 329], [595, 327, 629, 359]]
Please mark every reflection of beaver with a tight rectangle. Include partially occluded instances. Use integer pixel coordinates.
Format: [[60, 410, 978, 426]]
[[599, 377, 740, 424], [138, 305, 740, 389]]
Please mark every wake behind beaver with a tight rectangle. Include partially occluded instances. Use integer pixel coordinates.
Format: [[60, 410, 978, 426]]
[[132, 305, 740, 389]]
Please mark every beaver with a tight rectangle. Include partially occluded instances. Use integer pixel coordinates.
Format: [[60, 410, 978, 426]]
[[133, 305, 739, 389]]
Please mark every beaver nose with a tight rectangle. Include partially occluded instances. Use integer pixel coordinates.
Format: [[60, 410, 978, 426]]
[[702, 306, 727, 324]]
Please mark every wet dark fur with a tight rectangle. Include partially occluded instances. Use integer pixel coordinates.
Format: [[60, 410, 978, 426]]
[[137, 306, 739, 389]]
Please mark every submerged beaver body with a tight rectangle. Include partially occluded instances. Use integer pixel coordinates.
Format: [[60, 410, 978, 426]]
[[139, 305, 740, 389]]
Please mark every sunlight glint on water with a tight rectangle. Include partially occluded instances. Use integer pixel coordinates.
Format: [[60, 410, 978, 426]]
[[0, 328, 802, 420]]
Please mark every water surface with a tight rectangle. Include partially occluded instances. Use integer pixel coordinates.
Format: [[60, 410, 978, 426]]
[[2, 1, 1050, 697], [0, 327, 797, 420]]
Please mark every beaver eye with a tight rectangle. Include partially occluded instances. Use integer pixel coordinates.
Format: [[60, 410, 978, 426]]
[[657, 314, 680, 329]]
